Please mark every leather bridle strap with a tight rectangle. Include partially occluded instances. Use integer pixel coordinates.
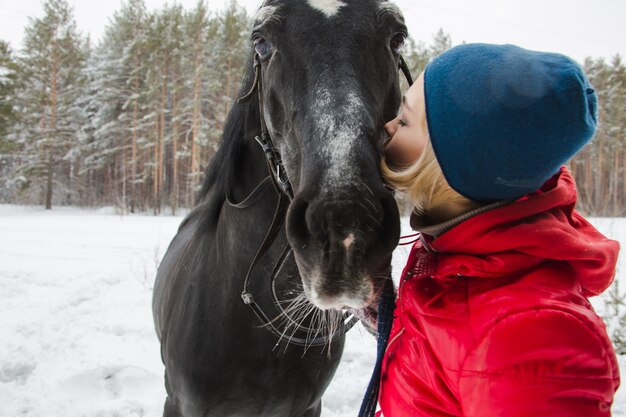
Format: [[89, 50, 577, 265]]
[[240, 55, 293, 200], [226, 176, 272, 209], [399, 55, 414, 86], [239, 183, 289, 318]]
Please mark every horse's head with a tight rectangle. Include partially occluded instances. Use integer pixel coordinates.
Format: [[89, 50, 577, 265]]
[[251, 0, 405, 310]]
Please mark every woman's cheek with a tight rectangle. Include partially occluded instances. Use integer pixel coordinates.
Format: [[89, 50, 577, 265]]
[[384, 135, 417, 168]]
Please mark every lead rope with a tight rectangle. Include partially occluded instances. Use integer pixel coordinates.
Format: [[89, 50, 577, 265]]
[[358, 56, 414, 417], [357, 278, 396, 417]]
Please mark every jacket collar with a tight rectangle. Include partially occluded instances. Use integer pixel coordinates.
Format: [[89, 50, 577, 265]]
[[408, 168, 619, 296], [411, 200, 508, 238]]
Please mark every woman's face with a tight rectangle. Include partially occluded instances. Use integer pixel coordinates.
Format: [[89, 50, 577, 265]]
[[384, 72, 429, 169]]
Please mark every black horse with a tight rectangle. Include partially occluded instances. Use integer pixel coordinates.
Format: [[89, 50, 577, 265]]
[[153, 1, 408, 415]]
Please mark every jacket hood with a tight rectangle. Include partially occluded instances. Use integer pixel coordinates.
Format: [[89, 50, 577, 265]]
[[429, 167, 619, 296]]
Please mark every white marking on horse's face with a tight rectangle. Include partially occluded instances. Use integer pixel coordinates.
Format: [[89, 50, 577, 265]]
[[311, 87, 365, 188], [254, 5, 281, 25], [307, 0, 347, 18], [343, 233, 355, 249]]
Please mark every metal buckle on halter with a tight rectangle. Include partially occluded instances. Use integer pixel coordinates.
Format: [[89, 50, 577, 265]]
[[241, 291, 254, 305], [275, 165, 293, 197], [255, 134, 293, 198], [254, 134, 273, 159]]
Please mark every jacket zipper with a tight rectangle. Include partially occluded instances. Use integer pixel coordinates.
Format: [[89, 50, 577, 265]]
[[386, 327, 405, 351]]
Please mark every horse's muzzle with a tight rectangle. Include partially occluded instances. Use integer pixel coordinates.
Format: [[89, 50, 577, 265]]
[[286, 191, 400, 310]]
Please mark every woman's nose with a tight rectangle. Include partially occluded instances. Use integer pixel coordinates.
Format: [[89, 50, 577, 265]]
[[384, 118, 398, 138]]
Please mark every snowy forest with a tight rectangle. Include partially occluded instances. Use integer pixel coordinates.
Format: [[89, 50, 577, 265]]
[[0, 0, 625, 216]]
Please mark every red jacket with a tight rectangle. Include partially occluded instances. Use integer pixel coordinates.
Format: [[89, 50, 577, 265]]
[[378, 168, 620, 417]]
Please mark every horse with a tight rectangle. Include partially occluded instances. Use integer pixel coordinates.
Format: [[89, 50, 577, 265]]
[[152, 1, 409, 415]]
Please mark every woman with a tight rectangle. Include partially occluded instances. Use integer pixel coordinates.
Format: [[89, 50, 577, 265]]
[[378, 43, 620, 416]]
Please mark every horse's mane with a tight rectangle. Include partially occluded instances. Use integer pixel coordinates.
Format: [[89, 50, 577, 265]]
[[197, 50, 260, 205]]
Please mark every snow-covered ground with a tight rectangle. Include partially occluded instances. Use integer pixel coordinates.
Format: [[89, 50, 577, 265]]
[[0, 204, 623, 416]]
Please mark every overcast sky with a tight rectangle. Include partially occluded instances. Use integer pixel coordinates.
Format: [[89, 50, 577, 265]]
[[1, 0, 625, 63]]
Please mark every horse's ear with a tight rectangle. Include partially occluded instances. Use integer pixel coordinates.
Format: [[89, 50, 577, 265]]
[[399, 55, 413, 86]]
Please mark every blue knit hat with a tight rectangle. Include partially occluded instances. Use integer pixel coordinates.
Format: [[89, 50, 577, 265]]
[[424, 43, 598, 202]]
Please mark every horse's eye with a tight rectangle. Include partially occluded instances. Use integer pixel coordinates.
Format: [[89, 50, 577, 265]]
[[254, 36, 273, 60], [390, 33, 406, 55]]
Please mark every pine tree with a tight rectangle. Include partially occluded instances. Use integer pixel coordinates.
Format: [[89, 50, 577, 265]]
[[178, 1, 216, 205], [0, 40, 18, 147], [216, 0, 250, 129], [429, 29, 452, 58], [167, 6, 185, 214], [120, 0, 150, 213], [573, 56, 626, 216], [81, 42, 128, 207], [605, 56, 626, 216], [83, 0, 149, 212], [0, 40, 20, 202], [13, 0, 88, 209], [143, 4, 185, 214]]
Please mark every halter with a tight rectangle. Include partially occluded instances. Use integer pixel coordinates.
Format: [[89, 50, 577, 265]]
[[234, 53, 414, 348]]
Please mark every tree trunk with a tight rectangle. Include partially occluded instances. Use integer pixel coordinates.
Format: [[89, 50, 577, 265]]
[[45, 161, 53, 210], [620, 138, 626, 216], [121, 146, 127, 212], [190, 44, 202, 204], [155, 52, 168, 215], [131, 52, 140, 214], [45, 44, 59, 210], [612, 147, 619, 216], [583, 150, 593, 214], [172, 84, 179, 214]]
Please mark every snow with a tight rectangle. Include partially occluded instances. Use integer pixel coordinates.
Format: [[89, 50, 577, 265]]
[[0, 204, 623, 416]]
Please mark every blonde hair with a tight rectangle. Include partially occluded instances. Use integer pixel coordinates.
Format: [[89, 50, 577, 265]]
[[381, 140, 477, 218]]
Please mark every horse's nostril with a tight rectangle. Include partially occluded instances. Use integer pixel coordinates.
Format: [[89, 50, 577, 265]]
[[287, 192, 400, 260], [286, 197, 311, 248]]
